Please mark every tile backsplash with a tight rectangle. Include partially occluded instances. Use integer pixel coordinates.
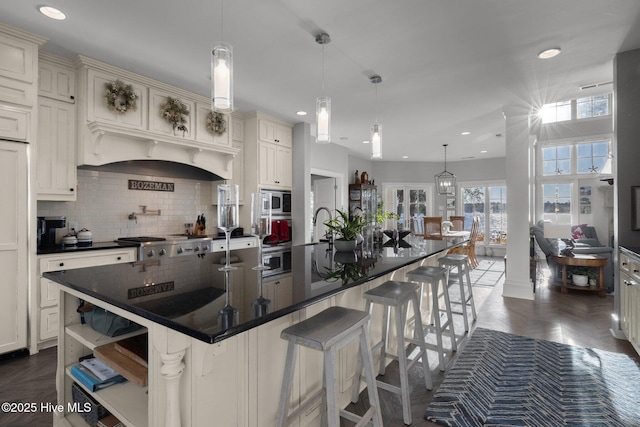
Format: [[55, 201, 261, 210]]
[[38, 170, 219, 243]]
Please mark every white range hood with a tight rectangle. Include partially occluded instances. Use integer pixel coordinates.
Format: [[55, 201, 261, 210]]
[[75, 56, 238, 179]]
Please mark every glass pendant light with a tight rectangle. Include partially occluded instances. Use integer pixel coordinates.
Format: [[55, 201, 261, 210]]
[[435, 144, 456, 194], [315, 33, 331, 144], [211, 0, 233, 112], [370, 75, 382, 159]]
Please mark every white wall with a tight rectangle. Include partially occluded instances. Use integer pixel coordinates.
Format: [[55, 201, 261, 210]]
[[370, 157, 506, 183]]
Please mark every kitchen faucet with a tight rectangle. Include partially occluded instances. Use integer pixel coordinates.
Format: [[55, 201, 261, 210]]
[[313, 207, 333, 244]]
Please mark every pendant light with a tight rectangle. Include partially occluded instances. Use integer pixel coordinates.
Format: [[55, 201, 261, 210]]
[[370, 75, 382, 159], [211, 0, 233, 112], [435, 144, 456, 195], [315, 33, 331, 144]]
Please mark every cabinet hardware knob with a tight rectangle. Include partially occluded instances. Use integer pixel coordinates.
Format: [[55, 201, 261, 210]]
[[623, 262, 628, 266], [59, 262, 64, 267], [70, 188, 74, 192], [70, 95, 75, 100], [634, 269, 639, 273], [117, 257, 121, 260]]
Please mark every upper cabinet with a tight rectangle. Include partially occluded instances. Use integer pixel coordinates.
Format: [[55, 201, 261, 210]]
[[0, 25, 46, 141], [258, 118, 292, 147], [75, 56, 237, 179], [37, 55, 77, 201], [38, 53, 76, 103]]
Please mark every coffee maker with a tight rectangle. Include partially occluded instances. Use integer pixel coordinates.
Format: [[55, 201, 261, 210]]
[[37, 216, 66, 248]]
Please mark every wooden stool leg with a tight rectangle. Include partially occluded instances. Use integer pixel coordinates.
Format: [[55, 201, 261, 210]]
[[412, 292, 433, 390], [440, 272, 458, 352], [360, 324, 384, 427], [395, 302, 411, 425], [325, 345, 340, 426], [464, 261, 477, 321], [277, 341, 298, 427], [456, 264, 470, 332]]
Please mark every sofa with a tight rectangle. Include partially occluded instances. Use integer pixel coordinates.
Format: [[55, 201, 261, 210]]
[[531, 220, 614, 291]]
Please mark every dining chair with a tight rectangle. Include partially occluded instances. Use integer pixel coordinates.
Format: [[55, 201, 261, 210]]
[[448, 216, 480, 268], [449, 216, 465, 231], [423, 217, 443, 240]]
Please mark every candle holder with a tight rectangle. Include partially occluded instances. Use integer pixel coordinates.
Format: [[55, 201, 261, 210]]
[[250, 192, 272, 318], [217, 184, 239, 328]]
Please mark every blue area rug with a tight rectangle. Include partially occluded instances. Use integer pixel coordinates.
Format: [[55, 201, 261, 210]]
[[424, 328, 640, 426]]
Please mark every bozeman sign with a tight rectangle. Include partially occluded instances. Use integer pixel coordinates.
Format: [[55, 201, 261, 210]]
[[128, 179, 174, 192], [128, 281, 175, 299]]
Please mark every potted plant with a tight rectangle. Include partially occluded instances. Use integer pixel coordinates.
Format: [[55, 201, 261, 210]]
[[323, 209, 367, 252], [371, 204, 398, 244]]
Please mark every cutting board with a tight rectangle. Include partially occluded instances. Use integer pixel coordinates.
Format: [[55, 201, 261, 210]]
[[94, 343, 148, 387]]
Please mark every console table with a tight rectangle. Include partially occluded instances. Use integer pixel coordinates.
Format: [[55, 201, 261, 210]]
[[550, 254, 608, 297]]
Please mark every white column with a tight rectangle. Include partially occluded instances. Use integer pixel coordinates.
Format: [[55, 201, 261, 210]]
[[503, 105, 535, 300], [160, 350, 186, 427]]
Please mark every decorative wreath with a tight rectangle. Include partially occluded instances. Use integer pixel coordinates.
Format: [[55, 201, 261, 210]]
[[104, 80, 138, 114], [160, 96, 189, 135], [206, 110, 227, 136]]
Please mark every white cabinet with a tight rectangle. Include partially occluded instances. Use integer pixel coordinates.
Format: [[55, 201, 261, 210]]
[[32, 248, 136, 353], [258, 141, 292, 188], [37, 96, 77, 200], [0, 29, 40, 108], [0, 106, 29, 141], [620, 249, 640, 355], [231, 115, 244, 142], [258, 118, 292, 147], [38, 55, 76, 103], [263, 274, 293, 311], [0, 140, 28, 355]]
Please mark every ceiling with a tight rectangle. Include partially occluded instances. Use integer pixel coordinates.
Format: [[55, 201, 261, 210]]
[[3, 0, 640, 162]]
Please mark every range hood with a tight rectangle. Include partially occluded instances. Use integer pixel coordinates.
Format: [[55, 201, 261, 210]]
[[75, 55, 239, 181], [79, 160, 225, 181]]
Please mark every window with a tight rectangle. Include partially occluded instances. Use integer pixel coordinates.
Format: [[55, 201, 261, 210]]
[[538, 94, 611, 124], [461, 184, 507, 245], [540, 100, 571, 124], [576, 140, 609, 174], [542, 183, 572, 223], [383, 185, 431, 233], [577, 95, 609, 119], [542, 145, 571, 175], [541, 140, 611, 176]]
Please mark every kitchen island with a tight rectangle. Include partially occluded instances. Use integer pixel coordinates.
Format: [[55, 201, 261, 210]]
[[46, 237, 466, 427]]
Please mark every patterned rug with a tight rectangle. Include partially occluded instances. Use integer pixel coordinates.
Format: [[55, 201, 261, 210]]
[[424, 328, 640, 426]]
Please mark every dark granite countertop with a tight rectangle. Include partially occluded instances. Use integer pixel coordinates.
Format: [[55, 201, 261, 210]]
[[44, 237, 465, 343]]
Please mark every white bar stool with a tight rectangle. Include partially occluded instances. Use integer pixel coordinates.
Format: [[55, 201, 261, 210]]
[[276, 306, 383, 427], [438, 254, 477, 332], [406, 266, 457, 371], [351, 280, 433, 425]]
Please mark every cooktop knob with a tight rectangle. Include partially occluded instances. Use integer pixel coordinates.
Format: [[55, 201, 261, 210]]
[[147, 249, 155, 258], [203, 244, 209, 251], [159, 249, 166, 256], [177, 247, 184, 254], [194, 245, 200, 252]]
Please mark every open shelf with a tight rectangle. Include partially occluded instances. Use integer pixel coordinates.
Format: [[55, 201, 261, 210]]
[[66, 366, 148, 427], [65, 323, 147, 351]]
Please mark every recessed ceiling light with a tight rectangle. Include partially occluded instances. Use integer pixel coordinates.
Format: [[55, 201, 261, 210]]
[[402, 155, 409, 159], [537, 48, 561, 59], [480, 150, 488, 153], [296, 111, 307, 116], [362, 140, 370, 144], [39, 6, 67, 20], [461, 131, 470, 136]]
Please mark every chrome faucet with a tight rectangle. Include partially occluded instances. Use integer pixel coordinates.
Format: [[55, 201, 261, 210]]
[[313, 207, 333, 244], [313, 206, 333, 226]]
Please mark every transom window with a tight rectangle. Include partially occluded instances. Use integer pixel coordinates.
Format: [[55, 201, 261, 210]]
[[539, 94, 611, 124]]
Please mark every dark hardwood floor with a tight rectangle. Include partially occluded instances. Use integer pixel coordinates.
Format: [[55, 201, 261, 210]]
[[0, 257, 637, 427]]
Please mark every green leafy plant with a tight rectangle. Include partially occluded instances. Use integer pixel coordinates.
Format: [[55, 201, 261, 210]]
[[372, 203, 398, 225], [568, 266, 597, 279], [323, 209, 366, 241]]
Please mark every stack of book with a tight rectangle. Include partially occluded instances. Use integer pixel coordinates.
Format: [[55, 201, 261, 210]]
[[70, 358, 127, 392]]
